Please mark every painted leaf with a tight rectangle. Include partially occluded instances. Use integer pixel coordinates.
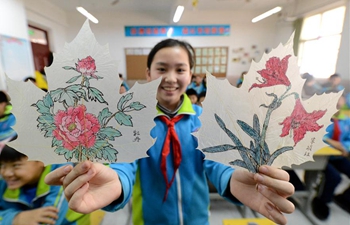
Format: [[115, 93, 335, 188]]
[[195, 34, 342, 170], [6, 20, 160, 164]]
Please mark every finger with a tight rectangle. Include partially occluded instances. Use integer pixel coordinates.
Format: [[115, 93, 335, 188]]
[[257, 184, 295, 214], [38, 216, 56, 225], [254, 173, 295, 197], [259, 165, 289, 181], [62, 161, 92, 188], [45, 165, 73, 185], [64, 165, 96, 201], [69, 182, 96, 214], [42, 210, 59, 220], [262, 202, 288, 225], [43, 206, 59, 213]]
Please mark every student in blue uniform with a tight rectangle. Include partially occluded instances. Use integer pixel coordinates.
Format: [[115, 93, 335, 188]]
[[45, 38, 295, 225], [312, 116, 350, 220], [0, 145, 91, 225], [0, 91, 17, 142]]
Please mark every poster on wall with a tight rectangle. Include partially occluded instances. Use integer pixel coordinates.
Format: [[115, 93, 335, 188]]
[[0, 35, 34, 81]]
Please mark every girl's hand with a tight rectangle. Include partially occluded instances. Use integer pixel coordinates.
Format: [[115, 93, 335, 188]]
[[45, 161, 122, 214], [230, 165, 295, 225]]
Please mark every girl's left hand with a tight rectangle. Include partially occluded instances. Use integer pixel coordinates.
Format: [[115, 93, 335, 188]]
[[230, 165, 295, 225]]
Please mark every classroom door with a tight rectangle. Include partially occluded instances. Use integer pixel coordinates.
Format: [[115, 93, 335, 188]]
[[28, 25, 50, 73]]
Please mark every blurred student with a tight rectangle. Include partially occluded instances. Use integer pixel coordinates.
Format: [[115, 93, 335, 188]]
[[197, 91, 206, 107], [236, 71, 247, 88], [0, 91, 17, 142], [119, 73, 130, 91], [186, 88, 198, 104], [119, 83, 127, 94], [312, 115, 350, 220], [301, 73, 323, 99], [0, 145, 92, 224], [187, 74, 206, 95], [322, 73, 344, 93]]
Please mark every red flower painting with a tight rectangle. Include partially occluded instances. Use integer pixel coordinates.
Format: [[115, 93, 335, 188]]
[[249, 55, 291, 91], [279, 99, 327, 145], [53, 105, 100, 150], [76, 56, 97, 79]]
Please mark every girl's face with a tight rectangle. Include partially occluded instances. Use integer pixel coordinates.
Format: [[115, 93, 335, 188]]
[[146, 46, 192, 111]]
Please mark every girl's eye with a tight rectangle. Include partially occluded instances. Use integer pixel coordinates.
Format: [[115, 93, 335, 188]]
[[177, 68, 186, 73], [157, 68, 166, 72]]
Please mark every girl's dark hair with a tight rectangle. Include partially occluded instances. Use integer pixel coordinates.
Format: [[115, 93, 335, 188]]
[[147, 39, 195, 70], [0, 145, 27, 162]]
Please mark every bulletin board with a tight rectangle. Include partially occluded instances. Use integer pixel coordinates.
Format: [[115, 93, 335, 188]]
[[125, 46, 228, 79], [194, 47, 228, 77], [125, 48, 150, 80]]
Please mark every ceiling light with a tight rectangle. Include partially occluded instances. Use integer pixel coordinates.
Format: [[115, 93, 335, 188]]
[[76, 7, 99, 24], [252, 6, 282, 23], [173, 5, 184, 23]]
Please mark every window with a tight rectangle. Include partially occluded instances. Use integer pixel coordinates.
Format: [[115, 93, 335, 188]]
[[298, 6, 345, 78]]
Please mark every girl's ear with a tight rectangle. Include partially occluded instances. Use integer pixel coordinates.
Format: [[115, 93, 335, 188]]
[[145, 68, 151, 82], [186, 71, 193, 85]]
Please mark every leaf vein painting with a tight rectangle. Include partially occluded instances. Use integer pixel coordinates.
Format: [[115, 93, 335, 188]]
[[197, 34, 342, 173], [7, 20, 160, 164]]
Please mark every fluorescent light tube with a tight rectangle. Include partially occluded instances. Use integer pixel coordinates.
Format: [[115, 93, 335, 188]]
[[252, 6, 282, 23], [76, 7, 99, 24], [173, 5, 184, 23]]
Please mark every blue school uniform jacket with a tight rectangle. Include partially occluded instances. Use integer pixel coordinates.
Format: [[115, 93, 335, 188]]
[[0, 164, 91, 225], [104, 95, 235, 225], [324, 117, 350, 155]]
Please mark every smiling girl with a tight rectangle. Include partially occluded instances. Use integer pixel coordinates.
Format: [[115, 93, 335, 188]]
[[45, 39, 295, 225]]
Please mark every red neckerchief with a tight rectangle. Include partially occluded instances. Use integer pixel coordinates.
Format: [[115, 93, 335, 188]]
[[159, 114, 184, 201], [332, 119, 341, 141]]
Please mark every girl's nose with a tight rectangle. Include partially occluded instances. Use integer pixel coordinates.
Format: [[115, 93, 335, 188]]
[[164, 71, 176, 83]]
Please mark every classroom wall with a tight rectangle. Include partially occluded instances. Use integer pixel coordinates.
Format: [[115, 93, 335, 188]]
[[63, 9, 294, 84], [0, 0, 30, 90], [24, 0, 68, 53], [0, 0, 347, 86]]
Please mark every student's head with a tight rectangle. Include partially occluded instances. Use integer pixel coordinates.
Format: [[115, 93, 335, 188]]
[[197, 91, 206, 106], [194, 74, 203, 85], [119, 83, 127, 94], [329, 73, 341, 85], [0, 145, 44, 189], [0, 91, 9, 117], [24, 77, 37, 84], [186, 89, 198, 104], [146, 38, 195, 111]]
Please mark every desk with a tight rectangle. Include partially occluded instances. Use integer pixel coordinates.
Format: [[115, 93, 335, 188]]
[[290, 146, 341, 225], [222, 218, 275, 225]]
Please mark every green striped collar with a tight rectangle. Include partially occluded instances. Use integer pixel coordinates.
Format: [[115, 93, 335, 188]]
[[156, 94, 195, 116]]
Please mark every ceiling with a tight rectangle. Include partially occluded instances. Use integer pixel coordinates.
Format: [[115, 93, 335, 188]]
[[47, 0, 294, 14]]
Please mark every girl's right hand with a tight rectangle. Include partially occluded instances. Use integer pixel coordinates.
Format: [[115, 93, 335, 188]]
[[45, 161, 122, 214]]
